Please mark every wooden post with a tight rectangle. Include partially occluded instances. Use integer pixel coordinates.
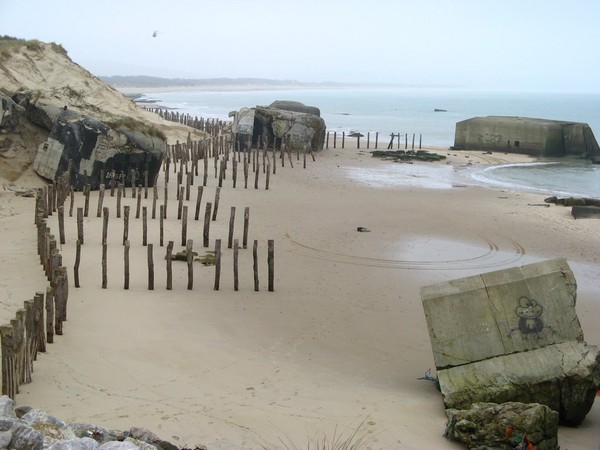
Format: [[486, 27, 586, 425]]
[[147, 243, 154, 290], [243, 207, 250, 249], [266, 164, 270, 189], [177, 186, 184, 220], [181, 205, 188, 246], [69, 187, 74, 217], [212, 187, 220, 221], [213, 239, 221, 290], [194, 186, 203, 220], [164, 241, 173, 290], [412, 133, 415, 150], [58, 205, 65, 245], [152, 185, 158, 219], [367, 132, 370, 149], [233, 238, 239, 291], [136, 187, 142, 218], [253, 240, 259, 291], [45, 286, 53, 344], [83, 184, 90, 217], [124, 240, 130, 290], [254, 161, 260, 189], [186, 239, 193, 290], [117, 183, 122, 218], [375, 132, 379, 149], [144, 170, 149, 199], [96, 184, 105, 217], [123, 205, 130, 245], [159, 205, 164, 247], [163, 185, 168, 219], [77, 207, 84, 245], [419, 133, 422, 149], [74, 239, 81, 288], [203, 202, 212, 247], [142, 206, 148, 246], [131, 169, 136, 197], [227, 206, 236, 249], [268, 239, 274, 292], [33, 291, 46, 355], [357, 134, 361, 149], [232, 158, 238, 188], [102, 242, 107, 289]]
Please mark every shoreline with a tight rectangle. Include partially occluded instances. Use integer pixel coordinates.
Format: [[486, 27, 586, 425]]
[[2, 141, 598, 450]]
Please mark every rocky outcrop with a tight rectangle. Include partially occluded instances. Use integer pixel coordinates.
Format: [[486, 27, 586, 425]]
[[0, 396, 184, 450], [231, 101, 326, 152], [444, 402, 559, 450], [32, 106, 166, 190], [0, 92, 25, 132], [421, 258, 600, 427]]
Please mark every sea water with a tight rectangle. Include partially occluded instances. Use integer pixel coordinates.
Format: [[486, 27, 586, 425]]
[[140, 87, 600, 197]]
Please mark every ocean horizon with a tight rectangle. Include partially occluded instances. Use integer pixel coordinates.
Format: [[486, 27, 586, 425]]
[[140, 87, 600, 198]]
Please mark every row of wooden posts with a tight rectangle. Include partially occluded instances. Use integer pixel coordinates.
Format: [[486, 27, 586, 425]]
[[0, 189, 70, 399], [148, 108, 228, 136], [325, 131, 423, 150]]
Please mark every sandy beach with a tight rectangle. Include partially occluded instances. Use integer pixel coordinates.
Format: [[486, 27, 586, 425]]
[[1, 142, 599, 450]]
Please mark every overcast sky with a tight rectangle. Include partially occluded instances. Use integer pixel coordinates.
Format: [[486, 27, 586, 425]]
[[1, 0, 599, 93]]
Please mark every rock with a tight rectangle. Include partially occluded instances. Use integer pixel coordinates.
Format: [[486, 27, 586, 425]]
[[0, 395, 17, 419], [10, 422, 44, 450], [421, 258, 600, 426], [32, 108, 166, 190], [14, 406, 33, 418], [444, 402, 559, 450], [231, 101, 326, 152], [47, 437, 99, 450], [97, 441, 142, 450], [68, 424, 120, 444], [123, 437, 158, 450], [0, 430, 12, 448]]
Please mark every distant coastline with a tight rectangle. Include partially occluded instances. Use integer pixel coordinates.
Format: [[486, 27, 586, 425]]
[[102, 75, 457, 95]]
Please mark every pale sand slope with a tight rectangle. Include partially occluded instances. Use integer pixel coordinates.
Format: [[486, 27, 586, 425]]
[[3, 145, 599, 450]]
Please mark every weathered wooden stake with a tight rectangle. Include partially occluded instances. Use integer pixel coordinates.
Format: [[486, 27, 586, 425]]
[[117, 183, 122, 218], [212, 187, 221, 221], [123, 205, 130, 245], [166, 241, 173, 290], [186, 239, 194, 290], [131, 169, 136, 197], [194, 186, 203, 220], [69, 187, 74, 217], [76, 207, 84, 245], [177, 186, 184, 220], [96, 184, 105, 217], [227, 206, 236, 249], [152, 185, 158, 219], [181, 205, 188, 246], [203, 202, 212, 247], [58, 205, 65, 245], [253, 239, 259, 291], [74, 239, 81, 288], [144, 170, 149, 199], [159, 205, 164, 247], [147, 243, 154, 290], [101, 243, 107, 289], [268, 239, 274, 292], [124, 240, 130, 290], [83, 184, 90, 217], [213, 239, 221, 290], [243, 207, 250, 249], [233, 238, 239, 291], [142, 206, 148, 246], [102, 206, 109, 245], [135, 187, 142, 218], [45, 286, 54, 344]]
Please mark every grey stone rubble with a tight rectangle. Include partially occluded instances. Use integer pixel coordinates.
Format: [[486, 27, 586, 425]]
[[421, 258, 600, 448], [0, 396, 186, 450]]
